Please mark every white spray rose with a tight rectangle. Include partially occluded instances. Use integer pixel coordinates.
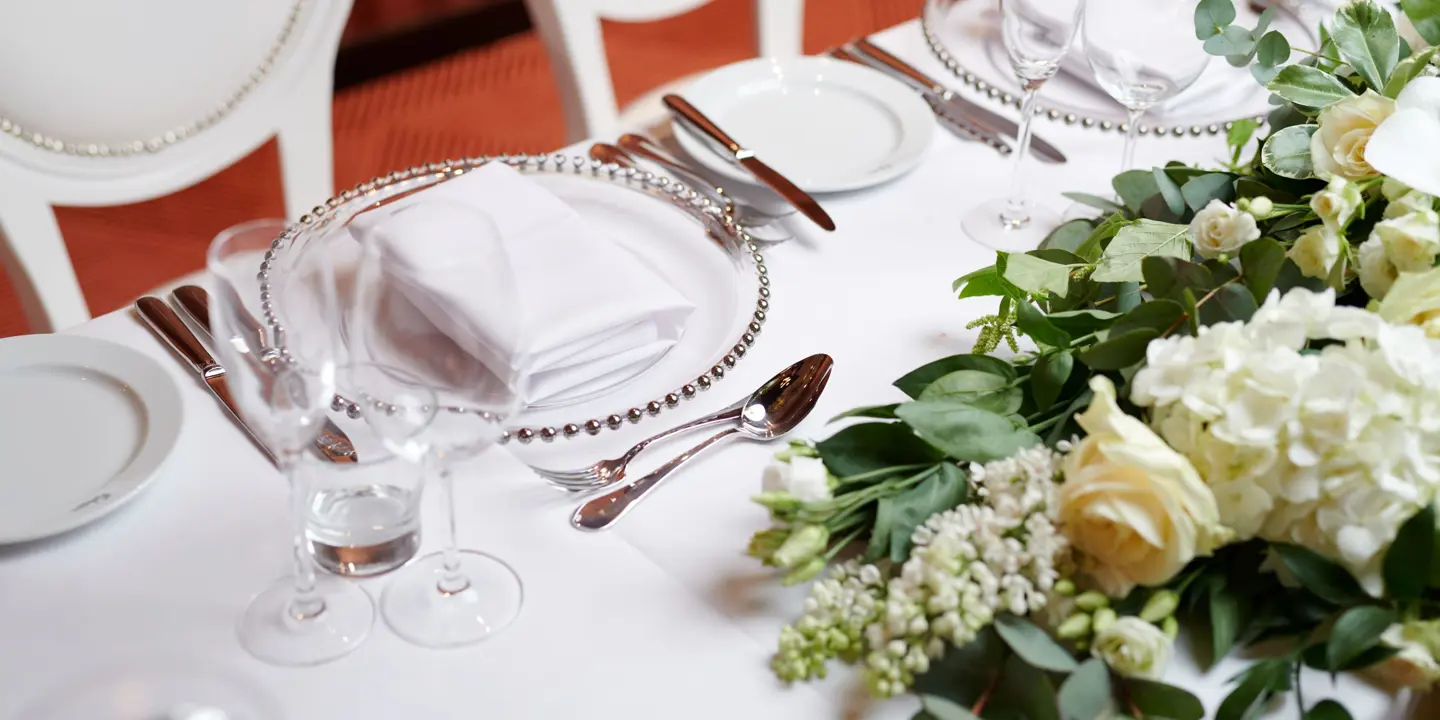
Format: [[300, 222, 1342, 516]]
[[1358, 235, 1401, 298], [1374, 209, 1440, 272], [1311, 176, 1363, 232], [1188, 200, 1260, 259], [1386, 190, 1437, 219], [1310, 90, 1396, 181], [1091, 617, 1174, 680], [761, 455, 832, 502], [1378, 266, 1440, 338], [1289, 225, 1343, 280]]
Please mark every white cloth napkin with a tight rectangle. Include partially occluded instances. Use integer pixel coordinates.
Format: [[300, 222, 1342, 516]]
[[349, 162, 696, 405]]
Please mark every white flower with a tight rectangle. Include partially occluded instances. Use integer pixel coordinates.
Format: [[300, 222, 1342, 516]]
[[1374, 208, 1440, 272], [1311, 176, 1363, 232], [1091, 617, 1174, 680], [1379, 267, 1440, 338], [1368, 77, 1440, 196], [1311, 90, 1396, 181], [762, 456, 832, 502], [1189, 200, 1260, 259], [1370, 621, 1440, 690], [1359, 235, 1401, 298], [1386, 190, 1436, 219], [1289, 225, 1342, 280]]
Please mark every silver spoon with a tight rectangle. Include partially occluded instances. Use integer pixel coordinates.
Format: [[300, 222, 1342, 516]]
[[571, 353, 834, 531]]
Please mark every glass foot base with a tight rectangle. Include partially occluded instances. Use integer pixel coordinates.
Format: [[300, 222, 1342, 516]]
[[380, 550, 523, 648], [962, 197, 1062, 252], [237, 574, 374, 667]]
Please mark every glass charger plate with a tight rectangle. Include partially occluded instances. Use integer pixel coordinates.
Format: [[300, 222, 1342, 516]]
[[922, 0, 1317, 136], [259, 154, 770, 445]]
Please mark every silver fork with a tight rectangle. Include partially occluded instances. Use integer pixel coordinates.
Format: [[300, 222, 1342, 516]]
[[531, 398, 746, 491]]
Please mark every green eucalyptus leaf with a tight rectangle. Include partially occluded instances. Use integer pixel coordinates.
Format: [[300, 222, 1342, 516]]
[[994, 616, 1080, 672], [828, 403, 900, 422], [1062, 192, 1125, 213], [1181, 173, 1237, 212], [1261, 124, 1319, 178], [1252, 62, 1281, 85], [1195, 0, 1238, 39], [997, 653, 1061, 720], [1384, 504, 1435, 599], [1114, 170, 1161, 214], [816, 422, 943, 476], [1016, 301, 1074, 348], [1240, 238, 1286, 303], [894, 355, 1017, 398], [1092, 220, 1192, 283], [1327, 606, 1396, 671], [1046, 309, 1121, 336], [1031, 350, 1075, 410], [1043, 219, 1100, 254], [1273, 543, 1369, 605], [1305, 700, 1355, 720], [1003, 252, 1073, 297], [1126, 679, 1205, 720], [894, 401, 1041, 463], [920, 695, 983, 720], [1404, 0, 1440, 46], [1330, 0, 1400, 91], [1205, 24, 1258, 57], [1266, 65, 1356, 108], [1057, 658, 1112, 720], [1079, 328, 1160, 370], [1256, 29, 1291, 67], [1154, 168, 1187, 216], [1198, 284, 1259, 325]]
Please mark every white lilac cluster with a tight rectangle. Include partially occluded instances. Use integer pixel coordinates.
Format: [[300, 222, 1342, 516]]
[[862, 445, 1073, 697], [771, 560, 885, 682], [1131, 288, 1440, 595]]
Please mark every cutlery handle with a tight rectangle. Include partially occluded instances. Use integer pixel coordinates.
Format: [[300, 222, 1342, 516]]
[[618, 400, 744, 467], [572, 426, 742, 531], [663, 94, 743, 155], [854, 37, 945, 94], [172, 285, 212, 333], [136, 297, 221, 377]]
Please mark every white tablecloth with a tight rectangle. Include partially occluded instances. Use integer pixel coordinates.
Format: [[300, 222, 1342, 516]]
[[0, 20, 1413, 720]]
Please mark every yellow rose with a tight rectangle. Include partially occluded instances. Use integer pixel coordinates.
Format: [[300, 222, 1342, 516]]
[[1288, 225, 1342, 280], [1058, 377, 1231, 597], [1310, 90, 1396, 181], [1378, 266, 1440, 337]]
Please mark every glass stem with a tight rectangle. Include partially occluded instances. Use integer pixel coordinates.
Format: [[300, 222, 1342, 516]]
[[286, 453, 324, 621], [436, 462, 470, 595], [1120, 107, 1145, 173], [1001, 82, 1044, 229]]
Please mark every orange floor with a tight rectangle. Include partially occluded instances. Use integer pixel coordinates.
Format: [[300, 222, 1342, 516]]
[[0, 0, 919, 337]]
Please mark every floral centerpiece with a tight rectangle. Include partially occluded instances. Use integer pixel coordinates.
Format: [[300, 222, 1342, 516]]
[[748, 2, 1440, 718]]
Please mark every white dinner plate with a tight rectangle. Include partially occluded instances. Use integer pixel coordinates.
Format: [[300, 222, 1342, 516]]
[[672, 56, 936, 193], [0, 334, 183, 544]]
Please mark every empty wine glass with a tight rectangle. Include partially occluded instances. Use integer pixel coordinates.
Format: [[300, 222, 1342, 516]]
[[208, 220, 374, 666], [960, 0, 1085, 251], [1085, 0, 1211, 172]]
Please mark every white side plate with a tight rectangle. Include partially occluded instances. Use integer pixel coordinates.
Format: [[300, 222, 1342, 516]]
[[0, 335, 183, 544], [673, 56, 936, 193]]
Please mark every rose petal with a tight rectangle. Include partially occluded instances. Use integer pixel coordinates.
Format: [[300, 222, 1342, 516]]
[[1369, 109, 1440, 197]]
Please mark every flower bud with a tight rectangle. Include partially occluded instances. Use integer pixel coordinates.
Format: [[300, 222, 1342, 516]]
[[1074, 640, 1090, 652], [1057, 613, 1093, 639], [1140, 590, 1180, 623], [753, 491, 801, 513], [789, 439, 819, 458], [772, 524, 829, 568], [746, 527, 790, 561], [1092, 608, 1118, 634], [1053, 578, 1077, 597], [1246, 196, 1274, 219], [773, 450, 794, 463], [1074, 590, 1110, 611], [783, 556, 827, 586], [1162, 616, 1180, 640]]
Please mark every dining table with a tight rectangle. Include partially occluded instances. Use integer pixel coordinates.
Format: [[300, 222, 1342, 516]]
[[0, 17, 1408, 720]]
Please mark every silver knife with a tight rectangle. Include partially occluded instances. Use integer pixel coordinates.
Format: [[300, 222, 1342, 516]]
[[827, 47, 1012, 157], [851, 37, 1067, 164], [662, 94, 837, 232], [135, 296, 280, 467], [170, 285, 357, 464]]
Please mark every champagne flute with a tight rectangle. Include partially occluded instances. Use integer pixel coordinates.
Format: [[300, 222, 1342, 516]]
[[1084, 0, 1211, 172], [208, 220, 373, 666], [960, 0, 1085, 251]]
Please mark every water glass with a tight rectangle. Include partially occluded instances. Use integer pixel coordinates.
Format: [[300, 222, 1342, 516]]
[[304, 446, 427, 578]]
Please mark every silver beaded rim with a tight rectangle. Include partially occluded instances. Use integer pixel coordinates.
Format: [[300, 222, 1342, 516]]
[[920, 14, 1266, 139], [0, 0, 305, 157], [257, 153, 771, 445]]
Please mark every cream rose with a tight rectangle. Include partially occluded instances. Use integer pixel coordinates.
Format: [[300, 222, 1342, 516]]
[[1288, 225, 1342, 280], [1311, 176, 1362, 232], [1358, 235, 1401, 298], [1378, 266, 1440, 337], [1091, 617, 1174, 680], [1058, 377, 1231, 597], [1188, 200, 1260, 260], [761, 456, 833, 503], [1386, 190, 1436, 219], [1310, 90, 1396, 181], [1374, 209, 1440, 272], [1369, 621, 1440, 691]]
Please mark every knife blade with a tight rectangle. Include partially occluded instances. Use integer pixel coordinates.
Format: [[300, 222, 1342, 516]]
[[827, 47, 1012, 157], [135, 296, 279, 467], [171, 285, 357, 464], [851, 37, 1068, 164], [661, 94, 837, 232]]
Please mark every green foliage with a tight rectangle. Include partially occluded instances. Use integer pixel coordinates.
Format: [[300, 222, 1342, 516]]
[[1325, 606, 1396, 672], [1092, 220, 1192, 283], [994, 616, 1080, 672], [1125, 679, 1205, 720], [1261, 124, 1319, 178], [1272, 543, 1369, 606], [1384, 503, 1435, 599], [872, 464, 968, 563], [816, 422, 942, 476], [1403, 0, 1440, 46], [1004, 252, 1074, 296], [1266, 66, 1356, 108], [1056, 659, 1112, 720], [1329, 0, 1400, 91], [1217, 658, 1294, 720], [895, 401, 1041, 464], [893, 354, 1016, 399]]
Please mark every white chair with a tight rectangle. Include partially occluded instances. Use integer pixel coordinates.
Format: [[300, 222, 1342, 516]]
[[525, 0, 805, 143], [0, 0, 353, 333]]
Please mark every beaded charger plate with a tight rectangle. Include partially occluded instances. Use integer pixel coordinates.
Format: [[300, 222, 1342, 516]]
[[259, 154, 770, 446]]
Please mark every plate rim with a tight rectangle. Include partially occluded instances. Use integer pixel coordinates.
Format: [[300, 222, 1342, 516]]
[[672, 55, 937, 193], [0, 334, 183, 544]]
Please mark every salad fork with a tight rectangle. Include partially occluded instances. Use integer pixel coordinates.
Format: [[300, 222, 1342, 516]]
[[531, 397, 746, 491]]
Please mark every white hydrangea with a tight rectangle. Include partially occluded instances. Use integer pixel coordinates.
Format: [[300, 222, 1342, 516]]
[[1131, 288, 1440, 594]]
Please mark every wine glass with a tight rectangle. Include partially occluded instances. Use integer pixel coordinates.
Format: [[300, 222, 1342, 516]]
[[207, 219, 374, 666], [960, 0, 1085, 251], [343, 203, 528, 647], [1085, 0, 1211, 172]]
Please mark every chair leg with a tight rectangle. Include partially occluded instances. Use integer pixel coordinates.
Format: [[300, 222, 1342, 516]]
[[276, 62, 336, 222], [0, 195, 89, 332]]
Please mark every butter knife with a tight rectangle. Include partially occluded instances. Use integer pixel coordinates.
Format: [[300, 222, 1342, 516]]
[[661, 94, 836, 232], [171, 286, 357, 463], [135, 296, 279, 466], [851, 37, 1067, 164], [827, 47, 1012, 157]]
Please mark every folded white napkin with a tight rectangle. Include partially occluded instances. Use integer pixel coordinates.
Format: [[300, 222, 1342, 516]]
[[349, 162, 696, 405]]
